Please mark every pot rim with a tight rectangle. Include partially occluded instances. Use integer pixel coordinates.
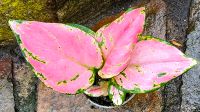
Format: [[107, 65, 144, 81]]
[[86, 94, 135, 109]]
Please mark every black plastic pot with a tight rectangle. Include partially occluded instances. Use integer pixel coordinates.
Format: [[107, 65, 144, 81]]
[[86, 94, 135, 108]]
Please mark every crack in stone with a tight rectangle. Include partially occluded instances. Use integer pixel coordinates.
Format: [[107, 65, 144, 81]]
[[11, 59, 18, 112]]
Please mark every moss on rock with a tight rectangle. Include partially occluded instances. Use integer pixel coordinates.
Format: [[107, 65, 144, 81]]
[[0, 0, 56, 45]]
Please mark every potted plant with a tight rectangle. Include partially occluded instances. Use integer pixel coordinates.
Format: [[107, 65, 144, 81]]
[[9, 7, 197, 107]]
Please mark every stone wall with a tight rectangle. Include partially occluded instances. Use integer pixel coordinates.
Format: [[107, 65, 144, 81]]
[[0, 0, 199, 112]]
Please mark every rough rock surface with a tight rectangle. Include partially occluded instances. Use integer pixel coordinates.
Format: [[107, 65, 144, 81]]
[[57, 0, 149, 27], [37, 82, 162, 112], [161, 0, 192, 112], [37, 82, 91, 112], [0, 57, 15, 112], [181, 0, 200, 111], [12, 47, 38, 112], [144, 0, 166, 39]]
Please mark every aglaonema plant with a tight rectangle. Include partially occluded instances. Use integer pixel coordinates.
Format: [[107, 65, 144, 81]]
[[9, 7, 197, 106]]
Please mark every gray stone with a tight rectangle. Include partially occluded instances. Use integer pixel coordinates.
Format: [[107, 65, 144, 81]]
[[144, 0, 166, 39], [12, 47, 38, 112], [181, 0, 200, 111], [0, 58, 15, 112], [161, 0, 192, 112], [182, 33, 200, 110]]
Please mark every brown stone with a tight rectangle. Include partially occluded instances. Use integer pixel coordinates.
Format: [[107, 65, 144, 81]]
[[0, 58, 15, 112], [57, 0, 149, 27], [0, 58, 11, 78], [37, 81, 92, 112], [37, 81, 162, 112]]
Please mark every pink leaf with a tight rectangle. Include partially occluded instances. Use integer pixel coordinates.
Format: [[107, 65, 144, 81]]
[[84, 81, 108, 97], [9, 20, 103, 94], [108, 84, 126, 105], [97, 7, 145, 78], [114, 37, 197, 93]]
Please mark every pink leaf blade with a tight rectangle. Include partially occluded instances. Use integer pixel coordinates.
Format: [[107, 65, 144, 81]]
[[84, 81, 109, 97], [114, 37, 197, 93], [108, 84, 126, 106], [9, 20, 103, 94], [97, 7, 145, 78]]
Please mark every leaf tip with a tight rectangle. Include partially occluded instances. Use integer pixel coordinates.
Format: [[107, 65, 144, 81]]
[[9, 20, 16, 29], [190, 58, 198, 66], [139, 7, 146, 15], [9, 19, 23, 26], [126, 7, 145, 15], [9, 20, 25, 33], [8, 19, 14, 25]]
